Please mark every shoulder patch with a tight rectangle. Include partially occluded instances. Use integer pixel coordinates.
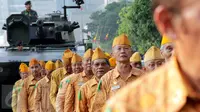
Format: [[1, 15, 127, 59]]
[[97, 80, 102, 92], [34, 83, 38, 89], [59, 82, 63, 88], [78, 90, 82, 101], [66, 79, 70, 83]]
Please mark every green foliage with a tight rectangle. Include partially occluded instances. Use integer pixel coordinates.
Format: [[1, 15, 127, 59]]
[[118, 0, 161, 54], [86, 1, 128, 52]]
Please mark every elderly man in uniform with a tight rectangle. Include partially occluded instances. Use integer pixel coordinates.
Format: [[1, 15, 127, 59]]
[[56, 53, 83, 112], [17, 59, 43, 112], [21, 1, 38, 21], [77, 47, 110, 112], [11, 63, 29, 112], [49, 49, 73, 110], [104, 0, 200, 111], [160, 35, 174, 61], [91, 34, 144, 112], [143, 46, 165, 72], [34, 61, 56, 112], [130, 52, 142, 69], [61, 49, 94, 112]]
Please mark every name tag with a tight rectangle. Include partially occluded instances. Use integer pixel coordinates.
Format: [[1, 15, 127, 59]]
[[78, 82, 84, 86], [111, 85, 120, 91]]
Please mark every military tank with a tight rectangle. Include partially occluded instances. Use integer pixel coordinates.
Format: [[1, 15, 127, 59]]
[[0, 0, 92, 111]]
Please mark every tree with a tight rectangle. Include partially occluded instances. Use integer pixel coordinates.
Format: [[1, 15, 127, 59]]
[[85, 1, 128, 52], [118, 0, 161, 54]]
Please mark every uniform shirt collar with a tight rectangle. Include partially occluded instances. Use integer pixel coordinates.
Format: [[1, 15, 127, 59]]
[[113, 66, 142, 80], [45, 76, 50, 83], [89, 78, 98, 87]]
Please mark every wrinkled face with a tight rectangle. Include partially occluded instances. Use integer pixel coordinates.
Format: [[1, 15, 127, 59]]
[[20, 72, 29, 79], [25, 4, 31, 10], [92, 59, 110, 78], [112, 45, 132, 63], [72, 62, 83, 74], [130, 62, 142, 69], [29, 64, 41, 76], [144, 59, 165, 72], [161, 43, 174, 60], [63, 60, 72, 74], [40, 68, 46, 77], [82, 58, 92, 71]]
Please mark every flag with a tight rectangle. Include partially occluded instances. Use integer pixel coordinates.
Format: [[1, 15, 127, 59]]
[[104, 34, 109, 40], [93, 36, 97, 43]]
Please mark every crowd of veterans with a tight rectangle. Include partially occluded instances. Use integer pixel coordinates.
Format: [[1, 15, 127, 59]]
[[11, 33, 173, 112], [11, 0, 200, 111]]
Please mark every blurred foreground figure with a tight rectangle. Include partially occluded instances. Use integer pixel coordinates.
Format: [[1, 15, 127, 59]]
[[104, 0, 200, 111], [11, 63, 29, 112]]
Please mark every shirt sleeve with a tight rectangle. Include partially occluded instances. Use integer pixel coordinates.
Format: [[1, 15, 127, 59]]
[[11, 83, 18, 112], [50, 73, 58, 110], [56, 78, 71, 112], [64, 84, 75, 112], [34, 82, 41, 112], [17, 81, 28, 112], [76, 87, 88, 112]]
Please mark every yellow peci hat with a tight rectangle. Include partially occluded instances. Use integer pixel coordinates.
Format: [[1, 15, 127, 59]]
[[83, 48, 93, 59], [112, 34, 131, 47], [29, 58, 39, 67], [71, 53, 82, 64], [130, 52, 141, 62], [144, 46, 164, 62], [63, 49, 74, 59], [55, 60, 63, 69], [109, 57, 116, 67], [19, 63, 29, 72], [92, 48, 107, 61], [39, 60, 45, 68], [45, 61, 55, 71], [161, 35, 172, 45], [105, 52, 111, 59]]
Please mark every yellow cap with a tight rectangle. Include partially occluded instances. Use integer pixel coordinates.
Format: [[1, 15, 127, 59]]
[[63, 49, 74, 59], [92, 48, 107, 61], [161, 35, 172, 45], [83, 49, 93, 59], [112, 34, 131, 47], [62, 56, 71, 65], [130, 52, 141, 62], [29, 58, 39, 67], [19, 63, 29, 72], [144, 46, 164, 62], [55, 60, 63, 69], [45, 61, 55, 71], [39, 60, 45, 68], [105, 52, 111, 59], [109, 57, 116, 67], [71, 53, 82, 64]]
